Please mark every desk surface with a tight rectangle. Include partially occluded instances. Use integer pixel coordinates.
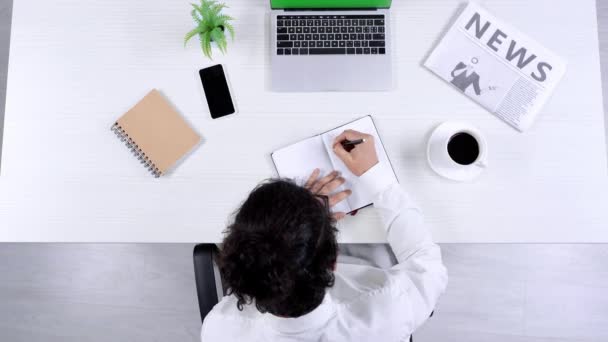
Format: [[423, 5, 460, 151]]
[[1, 0, 607, 243]]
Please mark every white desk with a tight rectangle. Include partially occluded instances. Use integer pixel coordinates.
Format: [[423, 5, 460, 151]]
[[1, 0, 607, 243]]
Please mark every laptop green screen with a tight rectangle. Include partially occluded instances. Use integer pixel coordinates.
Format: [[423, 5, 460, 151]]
[[271, 0, 391, 9]]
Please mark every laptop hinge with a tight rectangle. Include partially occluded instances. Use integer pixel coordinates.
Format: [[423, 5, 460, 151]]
[[282, 8, 378, 11]]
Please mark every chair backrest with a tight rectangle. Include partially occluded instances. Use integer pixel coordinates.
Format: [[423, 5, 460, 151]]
[[193, 244, 221, 323]]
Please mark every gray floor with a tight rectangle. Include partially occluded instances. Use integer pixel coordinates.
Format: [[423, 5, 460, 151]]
[[1, 1, 608, 342]]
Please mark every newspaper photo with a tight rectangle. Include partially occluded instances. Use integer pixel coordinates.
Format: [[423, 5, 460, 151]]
[[425, 2, 567, 132]]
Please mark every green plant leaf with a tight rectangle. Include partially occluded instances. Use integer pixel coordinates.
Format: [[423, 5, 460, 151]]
[[223, 22, 235, 40], [217, 14, 234, 21], [210, 3, 227, 16], [216, 14, 234, 27], [200, 31, 213, 59], [191, 4, 203, 22], [191, 12, 200, 24], [199, 0, 215, 15], [189, 0, 233, 58], [184, 27, 201, 46], [210, 27, 227, 54]]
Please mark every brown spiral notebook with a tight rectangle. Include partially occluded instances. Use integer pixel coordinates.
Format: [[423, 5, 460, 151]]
[[111, 89, 201, 177]]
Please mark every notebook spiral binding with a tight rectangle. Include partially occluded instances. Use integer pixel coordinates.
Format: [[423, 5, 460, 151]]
[[111, 123, 161, 178]]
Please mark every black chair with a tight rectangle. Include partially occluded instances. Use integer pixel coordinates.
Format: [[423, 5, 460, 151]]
[[193, 243, 222, 323], [192, 243, 431, 341]]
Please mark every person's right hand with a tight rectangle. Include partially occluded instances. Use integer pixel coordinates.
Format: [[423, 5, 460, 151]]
[[332, 130, 379, 176]]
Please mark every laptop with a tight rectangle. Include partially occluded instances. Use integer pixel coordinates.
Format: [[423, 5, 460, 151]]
[[270, 0, 393, 92]]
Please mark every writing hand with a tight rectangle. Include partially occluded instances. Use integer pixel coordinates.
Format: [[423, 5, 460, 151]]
[[332, 130, 378, 176]]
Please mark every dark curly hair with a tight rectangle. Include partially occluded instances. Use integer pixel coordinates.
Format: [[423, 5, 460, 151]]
[[218, 179, 338, 317]]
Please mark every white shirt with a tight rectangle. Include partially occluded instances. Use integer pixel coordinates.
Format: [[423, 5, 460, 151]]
[[201, 163, 448, 341]]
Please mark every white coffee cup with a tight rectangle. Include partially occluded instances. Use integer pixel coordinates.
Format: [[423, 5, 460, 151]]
[[427, 121, 488, 182]]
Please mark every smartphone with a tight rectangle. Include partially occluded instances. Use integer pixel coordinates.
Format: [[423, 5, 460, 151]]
[[199, 64, 236, 119]]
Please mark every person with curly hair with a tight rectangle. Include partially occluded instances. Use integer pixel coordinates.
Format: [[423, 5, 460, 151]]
[[201, 129, 448, 341]]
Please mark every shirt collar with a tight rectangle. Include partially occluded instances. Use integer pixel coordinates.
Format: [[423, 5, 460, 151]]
[[264, 293, 336, 334]]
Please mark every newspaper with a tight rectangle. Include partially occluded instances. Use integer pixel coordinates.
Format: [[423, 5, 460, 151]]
[[425, 2, 567, 132]]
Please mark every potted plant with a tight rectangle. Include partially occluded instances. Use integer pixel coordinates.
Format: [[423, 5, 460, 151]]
[[185, 0, 235, 59]]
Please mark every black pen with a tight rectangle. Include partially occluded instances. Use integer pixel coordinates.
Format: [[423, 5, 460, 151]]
[[341, 138, 365, 147]]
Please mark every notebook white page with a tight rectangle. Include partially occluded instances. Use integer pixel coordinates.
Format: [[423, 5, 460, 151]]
[[271, 135, 352, 214], [321, 116, 395, 210], [272, 116, 397, 214]]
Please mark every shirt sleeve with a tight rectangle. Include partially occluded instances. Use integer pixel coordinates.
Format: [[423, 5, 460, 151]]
[[358, 162, 449, 332]]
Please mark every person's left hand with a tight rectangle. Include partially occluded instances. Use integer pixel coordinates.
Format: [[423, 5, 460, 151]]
[[304, 169, 352, 220]]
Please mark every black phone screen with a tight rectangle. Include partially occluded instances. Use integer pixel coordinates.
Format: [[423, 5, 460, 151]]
[[199, 65, 235, 119]]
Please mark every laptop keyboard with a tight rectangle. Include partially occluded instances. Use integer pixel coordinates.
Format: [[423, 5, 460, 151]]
[[276, 15, 386, 56]]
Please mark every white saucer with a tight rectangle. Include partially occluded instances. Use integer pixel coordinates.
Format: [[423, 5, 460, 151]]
[[427, 122, 487, 182]]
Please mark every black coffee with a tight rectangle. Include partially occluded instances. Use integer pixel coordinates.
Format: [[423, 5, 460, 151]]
[[447, 132, 479, 165]]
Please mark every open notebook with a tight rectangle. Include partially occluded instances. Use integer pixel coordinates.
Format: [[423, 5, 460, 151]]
[[271, 116, 398, 214]]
